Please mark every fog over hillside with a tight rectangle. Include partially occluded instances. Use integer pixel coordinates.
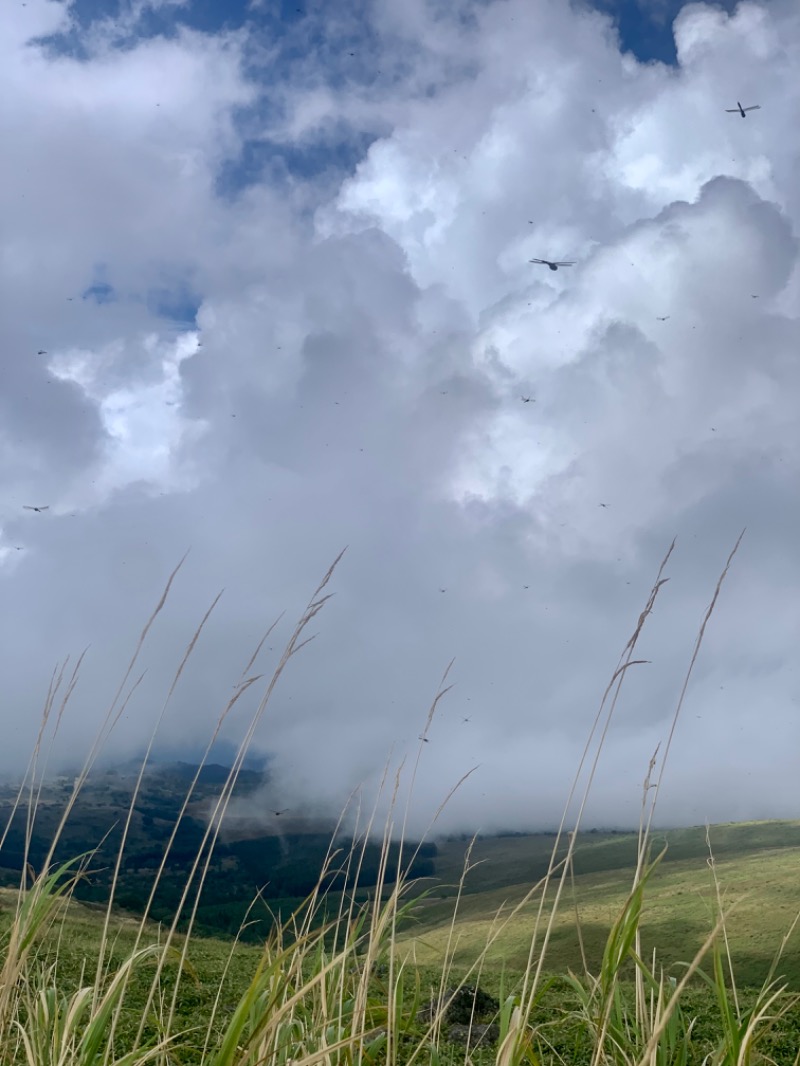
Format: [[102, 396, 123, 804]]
[[1, 0, 798, 837]]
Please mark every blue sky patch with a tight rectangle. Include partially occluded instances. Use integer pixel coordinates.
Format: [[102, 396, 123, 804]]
[[43, 0, 306, 52], [596, 0, 742, 65], [215, 127, 378, 199], [82, 281, 116, 304], [35, 0, 756, 203], [46, 0, 748, 68], [146, 284, 201, 325]]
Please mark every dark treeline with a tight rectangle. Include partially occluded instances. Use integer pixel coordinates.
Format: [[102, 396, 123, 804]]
[[0, 781, 437, 942]]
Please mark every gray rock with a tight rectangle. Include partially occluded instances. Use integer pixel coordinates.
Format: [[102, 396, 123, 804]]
[[446, 1023, 500, 1047]]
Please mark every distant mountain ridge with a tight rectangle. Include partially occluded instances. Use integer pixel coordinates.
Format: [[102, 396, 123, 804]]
[[0, 757, 435, 941], [143, 760, 267, 788]]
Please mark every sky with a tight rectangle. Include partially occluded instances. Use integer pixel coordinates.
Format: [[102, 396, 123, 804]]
[[1, 0, 799, 838]]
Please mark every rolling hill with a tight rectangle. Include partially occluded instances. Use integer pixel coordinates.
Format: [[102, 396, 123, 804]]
[[401, 821, 800, 987]]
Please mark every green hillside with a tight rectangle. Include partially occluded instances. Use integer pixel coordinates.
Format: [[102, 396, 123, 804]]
[[0, 885, 265, 1059], [0, 765, 435, 941], [3, 819, 800, 1065], [401, 821, 800, 987]]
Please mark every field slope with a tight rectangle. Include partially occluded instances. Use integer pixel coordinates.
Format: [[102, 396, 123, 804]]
[[401, 821, 800, 986]]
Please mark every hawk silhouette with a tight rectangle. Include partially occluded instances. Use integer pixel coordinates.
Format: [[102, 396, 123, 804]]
[[529, 258, 575, 271], [725, 102, 760, 117]]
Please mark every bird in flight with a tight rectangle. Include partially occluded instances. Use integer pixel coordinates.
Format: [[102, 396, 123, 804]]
[[521, 395, 534, 403], [272, 808, 289, 816], [656, 316, 670, 321], [599, 503, 608, 508], [37, 350, 47, 355], [725, 102, 760, 117], [530, 258, 575, 271], [23, 505, 49, 513]]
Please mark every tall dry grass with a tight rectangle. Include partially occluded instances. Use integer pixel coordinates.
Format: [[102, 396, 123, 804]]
[[1, 536, 798, 1066]]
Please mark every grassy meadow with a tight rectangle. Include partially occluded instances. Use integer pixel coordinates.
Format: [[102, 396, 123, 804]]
[[3, 541, 800, 1065], [405, 822, 800, 985]]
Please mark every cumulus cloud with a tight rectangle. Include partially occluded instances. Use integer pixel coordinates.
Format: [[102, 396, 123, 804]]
[[1, 0, 798, 836]]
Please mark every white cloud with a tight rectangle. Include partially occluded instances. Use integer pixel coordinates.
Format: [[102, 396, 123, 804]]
[[0, 0, 798, 835]]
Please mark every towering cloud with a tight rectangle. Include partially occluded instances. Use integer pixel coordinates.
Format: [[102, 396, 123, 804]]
[[1, 0, 798, 833]]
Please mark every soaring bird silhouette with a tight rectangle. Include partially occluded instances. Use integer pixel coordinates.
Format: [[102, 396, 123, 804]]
[[725, 102, 760, 117], [521, 395, 534, 403], [272, 808, 289, 816], [529, 258, 575, 271], [656, 316, 670, 321], [23, 505, 49, 513]]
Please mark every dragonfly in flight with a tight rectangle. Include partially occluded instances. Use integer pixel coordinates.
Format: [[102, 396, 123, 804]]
[[725, 102, 760, 117], [529, 258, 575, 271]]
